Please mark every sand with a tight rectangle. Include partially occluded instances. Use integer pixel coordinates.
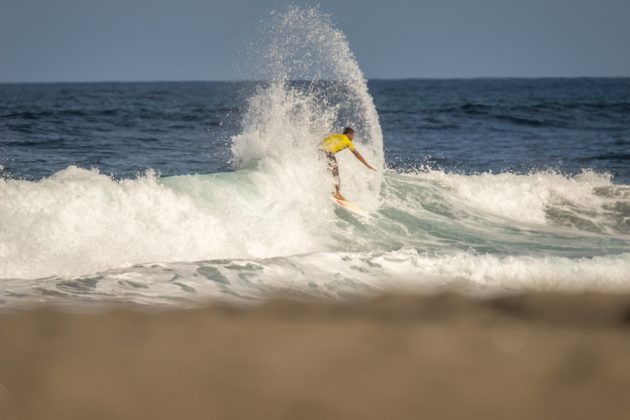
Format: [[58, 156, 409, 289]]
[[1, 293, 630, 420]]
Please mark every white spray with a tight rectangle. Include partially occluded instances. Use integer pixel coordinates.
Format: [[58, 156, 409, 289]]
[[233, 5, 384, 209]]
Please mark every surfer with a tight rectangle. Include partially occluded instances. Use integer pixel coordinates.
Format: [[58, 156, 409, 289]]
[[321, 127, 376, 200]]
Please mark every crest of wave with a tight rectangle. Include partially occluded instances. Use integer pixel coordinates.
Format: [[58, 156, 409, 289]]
[[231, 5, 383, 209]]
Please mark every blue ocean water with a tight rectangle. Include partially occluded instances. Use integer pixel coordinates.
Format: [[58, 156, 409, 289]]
[[0, 7, 629, 307], [2, 78, 629, 182], [373, 78, 630, 183]]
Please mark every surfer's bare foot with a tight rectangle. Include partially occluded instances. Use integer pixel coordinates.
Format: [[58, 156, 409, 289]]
[[334, 192, 346, 201]]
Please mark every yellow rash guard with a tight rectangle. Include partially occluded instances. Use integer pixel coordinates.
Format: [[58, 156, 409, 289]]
[[321, 133, 356, 154]]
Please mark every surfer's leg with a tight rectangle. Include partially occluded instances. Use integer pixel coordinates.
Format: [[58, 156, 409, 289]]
[[326, 152, 341, 198]]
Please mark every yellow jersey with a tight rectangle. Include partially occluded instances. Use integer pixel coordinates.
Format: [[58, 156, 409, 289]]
[[321, 133, 356, 154]]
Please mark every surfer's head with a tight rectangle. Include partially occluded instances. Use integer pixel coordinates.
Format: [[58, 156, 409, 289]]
[[343, 127, 355, 140]]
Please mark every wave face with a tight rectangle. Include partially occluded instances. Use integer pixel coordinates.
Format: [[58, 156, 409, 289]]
[[1, 7, 630, 306], [1, 166, 630, 305]]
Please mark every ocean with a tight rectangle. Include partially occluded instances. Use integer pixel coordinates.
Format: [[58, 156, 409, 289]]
[[1, 8, 629, 308]]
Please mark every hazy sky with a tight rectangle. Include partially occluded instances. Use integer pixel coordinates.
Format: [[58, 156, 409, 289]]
[[1, 0, 629, 82]]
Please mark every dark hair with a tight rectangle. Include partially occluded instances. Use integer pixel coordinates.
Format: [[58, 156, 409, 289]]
[[343, 127, 355, 135]]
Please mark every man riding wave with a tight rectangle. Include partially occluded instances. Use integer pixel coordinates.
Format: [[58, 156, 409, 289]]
[[321, 127, 376, 200]]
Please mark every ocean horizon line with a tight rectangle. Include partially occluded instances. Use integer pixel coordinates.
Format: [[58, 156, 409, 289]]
[[2, 75, 630, 85]]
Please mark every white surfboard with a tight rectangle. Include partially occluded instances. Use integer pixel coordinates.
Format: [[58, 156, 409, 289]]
[[332, 196, 371, 219]]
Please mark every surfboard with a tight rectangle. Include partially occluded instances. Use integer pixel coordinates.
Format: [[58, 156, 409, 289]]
[[332, 196, 371, 218]]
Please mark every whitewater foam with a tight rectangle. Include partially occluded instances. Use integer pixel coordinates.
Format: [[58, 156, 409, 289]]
[[2, 166, 629, 281], [410, 168, 630, 234], [0, 166, 332, 279], [3, 249, 630, 307]]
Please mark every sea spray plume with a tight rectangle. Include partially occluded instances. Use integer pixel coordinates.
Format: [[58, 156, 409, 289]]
[[233, 5, 384, 208]]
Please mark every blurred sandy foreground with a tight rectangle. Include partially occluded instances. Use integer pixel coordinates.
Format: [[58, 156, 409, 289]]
[[1, 293, 630, 420]]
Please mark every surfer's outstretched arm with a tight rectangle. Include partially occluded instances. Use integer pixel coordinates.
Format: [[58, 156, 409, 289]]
[[352, 149, 376, 171]]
